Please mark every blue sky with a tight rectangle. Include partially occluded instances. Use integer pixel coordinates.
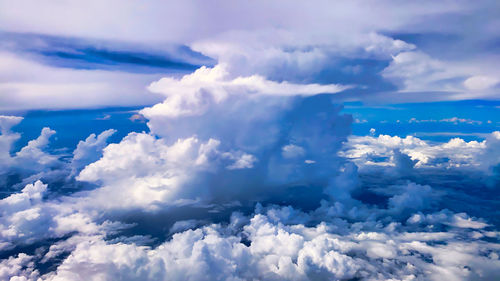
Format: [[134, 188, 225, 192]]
[[344, 100, 500, 141], [0, 1, 499, 280]]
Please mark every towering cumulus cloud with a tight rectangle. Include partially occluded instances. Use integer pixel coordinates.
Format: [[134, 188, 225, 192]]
[[1, 69, 499, 280], [1, 0, 500, 280], [76, 70, 353, 210]]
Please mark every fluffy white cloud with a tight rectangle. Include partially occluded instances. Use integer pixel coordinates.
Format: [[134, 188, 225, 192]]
[[0, 180, 46, 216], [281, 144, 306, 159], [190, 31, 415, 81], [341, 132, 500, 171], [408, 210, 491, 230], [382, 51, 459, 92], [0, 253, 38, 281], [77, 133, 258, 210], [0, 181, 53, 249], [464, 75, 499, 91], [70, 129, 116, 175], [0, 179, 134, 253], [480, 131, 500, 172], [0, 123, 62, 187], [388, 182, 433, 212], [0, 115, 23, 167], [3, 204, 495, 281], [15, 127, 57, 166], [0, 115, 23, 133], [0, 116, 118, 189], [75, 86, 354, 212], [141, 64, 348, 118]]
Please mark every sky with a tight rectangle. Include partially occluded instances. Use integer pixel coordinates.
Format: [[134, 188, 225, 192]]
[[0, 1, 499, 280]]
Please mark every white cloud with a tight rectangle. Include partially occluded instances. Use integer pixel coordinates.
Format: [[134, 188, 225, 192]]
[[0, 2, 499, 279], [464, 75, 499, 91], [0, 124, 62, 186], [225, 152, 257, 170], [0, 121, 498, 280], [480, 131, 500, 172], [381, 51, 500, 99], [76, 133, 258, 210], [2, 0, 492, 110], [0, 115, 23, 168], [388, 182, 433, 212], [0, 1, 415, 111], [16, 127, 57, 166], [0, 253, 38, 281], [0, 115, 23, 134], [0, 53, 164, 110], [382, 51, 461, 92], [0, 0, 495, 111], [408, 117, 483, 125], [141, 64, 348, 118], [0, 116, 122, 192], [0, 179, 133, 252], [169, 220, 200, 234], [281, 144, 306, 159], [0, 181, 54, 249], [70, 129, 116, 175], [0, 180, 47, 216], [8, 205, 496, 281], [340, 132, 500, 171], [190, 31, 415, 81], [408, 210, 490, 230]]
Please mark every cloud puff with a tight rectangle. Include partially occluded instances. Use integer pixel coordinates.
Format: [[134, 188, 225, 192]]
[[16, 127, 57, 167], [0, 123, 62, 187], [7, 204, 496, 281], [388, 182, 433, 212], [408, 117, 483, 125], [382, 51, 458, 92], [340, 132, 500, 171], [141, 64, 348, 118], [0, 178, 132, 252], [281, 144, 306, 159], [0, 180, 47, 216], [190, 31, 415, 81], [0, 115, 23, 168], [0, 115, 23, 133], [0, 115, 118, 187], [0, 253, 38, 281], [77, 133, 259, 210], [464, 75, 499, 91], [70, 129, 116, 176], [0, 180, 55, 250]]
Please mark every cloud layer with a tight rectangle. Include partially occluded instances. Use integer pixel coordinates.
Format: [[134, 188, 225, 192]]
[[1, 100, 499, 280], [1, 1, 500, 280], [1, 0, 499, 109]]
